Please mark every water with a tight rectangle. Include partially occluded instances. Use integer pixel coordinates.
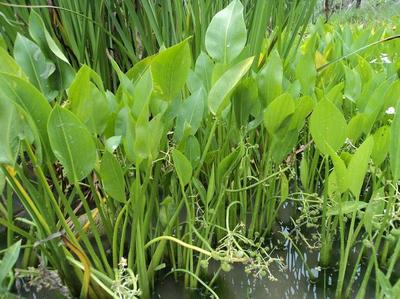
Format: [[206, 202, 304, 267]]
[[153, 238, 375, 299], [153, 200, 376, 299]]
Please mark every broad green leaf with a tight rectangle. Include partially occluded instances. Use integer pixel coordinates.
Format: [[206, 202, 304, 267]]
[[205, 0, 246, 64], [0, 240, 21, 285], [0, 47, 26, 78], [347, 136, 374, 198], [175, 88, 206, 142], [258, 50, 283, 106], [363, 188, 385, 235], [356, 72, 385, 111], [383, 81, 400, 109], [183, 136, 201, 168], [390, 102, 400, 180], [0, 100, 22, 165], [264, 93, 295, 135], [126, 54, 155, 83], [270, 129, 299, 163], [347, 113, 366, 143], [151, 39, 191, 101], [134, 114, 163, 163], [0, 73, 52, 156], [310, 99, 347, 155], [47, 106, 96, 183], [120, 110, 137, 162], [296, 52, 316, 96], [361, 81, 389, 135], [356, 56, 374, 83], [233, 76, 258, 128], [290, 96, 314, 131], [344, 65, 361, 103], [172, 149, 192, 186], [29, 11, 69, 63], [100, 151, 126, 203], [193, 51, 214, 92], [372, 126, 390, 166], [109, 55, 135, 97], [131, 68, 153, 120], [13, 34, 57, 100], [208, 57, 253, 115], [325, 82, 344, 106], [68, 65, 110, 134], [327, 201, 368, 216], [28, 11, 74, 90]]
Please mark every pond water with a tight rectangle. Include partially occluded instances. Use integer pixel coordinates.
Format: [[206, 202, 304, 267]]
[[153, 230, 375, 299]]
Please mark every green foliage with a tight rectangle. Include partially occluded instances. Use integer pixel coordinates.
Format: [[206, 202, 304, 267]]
[[1, 1, 400, 298], [100, 151, 126, 203], [172, 149, 193, 187], [151, 39, 191, 101], [0, 241, 21, 293], [205, 0, 247, 64], [208, 57, 253, 115], [47, 105, 97, 183], [310, 99, 347, 155]]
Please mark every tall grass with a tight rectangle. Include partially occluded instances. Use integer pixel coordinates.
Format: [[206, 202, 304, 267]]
[[0, 0, 316, 89]]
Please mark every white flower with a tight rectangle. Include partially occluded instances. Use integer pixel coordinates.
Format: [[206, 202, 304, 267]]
[[385, 107, 396, 115]]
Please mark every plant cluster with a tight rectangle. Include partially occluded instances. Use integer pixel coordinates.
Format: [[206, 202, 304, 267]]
[[0, 0, 400, 298]]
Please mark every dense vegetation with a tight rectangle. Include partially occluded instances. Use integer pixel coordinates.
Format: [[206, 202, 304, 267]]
[[0, 0, 399, 298]]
